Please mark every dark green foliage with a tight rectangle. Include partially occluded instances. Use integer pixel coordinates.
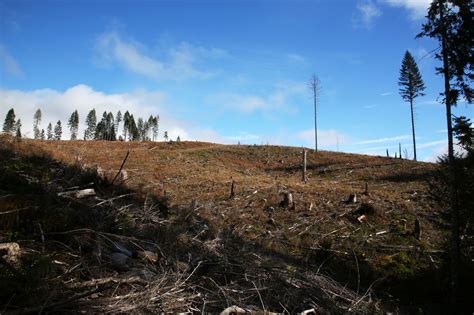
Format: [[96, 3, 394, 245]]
[[33, 109, 42, 140], [115, 110, 122, 134], [453, 116, 473, 151], [84, 109, 97, 140], [126, 114, 139, 141], [123, 111, 130, 140], [53, 120, 62, 140], [67, 110, 79, 140], [148, 115, 159, 141], [2, 108, 16, 135], [95, 111, 116, 141], [46, 123, 53, 140], [14, 119, 22, 138], [418, 0, 473, 106], [399, 51, 425, 102], [164, 131, 169, 141], [398, 50, 425, 161]]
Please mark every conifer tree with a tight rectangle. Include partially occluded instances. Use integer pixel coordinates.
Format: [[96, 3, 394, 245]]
[[127, 115, 139, 141], [106, 112, 116, 141], [47, 123, 53, 140], [40, 129, 45, 140], [54, 120, 62, 140], [68, 110, 80, 140], [14, 119, 22, 138], [2, 108, 16, 135], [418, 0, 473, 306], [152, 115, 159, 141], [84, 109, 97, 140], [418, 0, 473, 162], [33, 109, 42, 139], [398, 50, 425, 161], [164, 131, 168, 142], [123, 111, 131, 140], [115, 110, 122, 134]]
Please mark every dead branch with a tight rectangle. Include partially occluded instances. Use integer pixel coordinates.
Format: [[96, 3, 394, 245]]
[[111, 149, 131, 185]]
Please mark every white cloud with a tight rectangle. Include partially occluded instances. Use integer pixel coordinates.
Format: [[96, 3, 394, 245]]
[[287, 53, 306, 63], [355, 134, 411, 145], [363, 104, 378, 109], [297, 129, 352, 148], [0, 45, 23, 78], [0, 84, 219, 142], [95, 31, 226, 81], [380, 92, 392, 96], [208, 82, 306, 114], [382, 0, 430, 19], [422, 141, 466, 162], [353, 1, 382, 29]]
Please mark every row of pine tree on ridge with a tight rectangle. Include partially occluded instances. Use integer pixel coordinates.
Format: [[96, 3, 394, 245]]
[[2, 108, 178, 142]]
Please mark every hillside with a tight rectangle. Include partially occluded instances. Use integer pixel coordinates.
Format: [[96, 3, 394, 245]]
[[0, 137, 457, 313]]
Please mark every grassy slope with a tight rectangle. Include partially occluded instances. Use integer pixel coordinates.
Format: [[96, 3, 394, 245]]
[[1, 137, 451, 313]]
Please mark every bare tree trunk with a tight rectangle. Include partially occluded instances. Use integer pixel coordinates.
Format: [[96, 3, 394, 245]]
[[302, 149, 307, 183], [439, 0, 459, 310], [310, 75, 320, 152], [410, 98, 417, 161]]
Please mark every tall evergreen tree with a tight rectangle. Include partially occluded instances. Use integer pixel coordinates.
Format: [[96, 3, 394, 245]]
[[164, 131, 168, 142], [33, 109, 42, 139], [152, 115, 159, 141], [106, 112, 116, 141], [68, 110, 80, 140], [84, 109, 97, 140], [127, 115, 139, 141], [115, 110, 122, 134], [14, 119, 22, 138], [40, 129, 45, 140], [54, 120, 62, 140], [418, 0, 473, 307], [47, 123, 53, 140], [137, 118, 145, 141], [2, 108, 16, 135], [398, 50, 425, 161], [418, 0, 473, 162], [123, 111, 131, 140], [95, 111, 116, 141]]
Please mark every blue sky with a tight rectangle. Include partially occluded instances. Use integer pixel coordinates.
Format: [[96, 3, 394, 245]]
[[0, 0, 472, 161]]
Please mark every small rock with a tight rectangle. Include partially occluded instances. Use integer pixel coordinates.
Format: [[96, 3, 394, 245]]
[[109, 252, 130, 271], [346, 193, 357, 204], [221, 305, 247, 315], [0, 242, 20, 264], [265, 206, 275, 214]]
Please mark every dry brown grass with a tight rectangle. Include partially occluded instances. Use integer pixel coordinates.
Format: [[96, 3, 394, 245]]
[[1, 137, 448, 313]]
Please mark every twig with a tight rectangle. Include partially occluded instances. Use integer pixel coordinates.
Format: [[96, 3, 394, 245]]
[[111, 149, 131, 185], [352, 250, 360, 294], [38, 222, 45, 253], [252, 280, 266, 312], [65, 276, 145, 289], [0, 207, 30, 215]]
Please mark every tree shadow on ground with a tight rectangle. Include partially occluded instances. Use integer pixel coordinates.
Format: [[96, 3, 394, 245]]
[[378, 170, 435, 183]]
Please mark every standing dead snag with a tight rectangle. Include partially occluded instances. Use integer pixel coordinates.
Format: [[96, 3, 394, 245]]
[[302, 149, 307, 183], [414, 216, 422, 240], [229, 178, 235, 199], [280, 191, 293, 209]]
